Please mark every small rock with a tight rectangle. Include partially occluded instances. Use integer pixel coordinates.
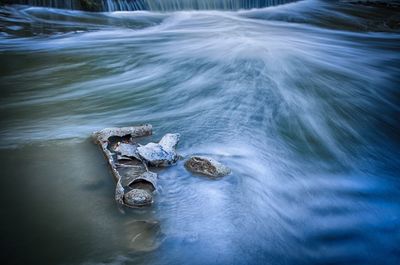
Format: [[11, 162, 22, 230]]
[[137, 133, 180, 166], [123, 189, 153, 207], [159, 133, 180, 151], [185, 156, 231, 178], [115, 142, 139, 159]]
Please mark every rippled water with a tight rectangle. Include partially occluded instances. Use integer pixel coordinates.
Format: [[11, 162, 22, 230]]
[[0, 1, 400, 265]]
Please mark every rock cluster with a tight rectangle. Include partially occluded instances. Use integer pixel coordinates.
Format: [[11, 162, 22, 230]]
[[93, 124, 230, 208]]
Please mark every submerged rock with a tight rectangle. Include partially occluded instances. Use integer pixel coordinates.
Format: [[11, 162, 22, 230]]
[[185, 156, 231, 178], [126, 220, 164, 252], [137, 133, 180, 167]]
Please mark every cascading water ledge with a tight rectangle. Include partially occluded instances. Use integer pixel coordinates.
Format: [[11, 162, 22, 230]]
[[2, 0, 299, 12]]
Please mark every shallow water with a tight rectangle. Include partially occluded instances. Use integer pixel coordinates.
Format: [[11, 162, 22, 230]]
[[0, 1, 400, 265]]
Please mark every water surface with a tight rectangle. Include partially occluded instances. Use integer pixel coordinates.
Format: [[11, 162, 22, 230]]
[[0, 1, 400, 265]]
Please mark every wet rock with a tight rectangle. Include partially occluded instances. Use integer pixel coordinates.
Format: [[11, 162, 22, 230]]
[[92, 124, 157, 208], [92, 124, 152, 144], [137, 133, 180, 167], [159, 133, 180, 151], [117, 162, 158, 208], [114, 142, 140, 160], [125, 171, 157, 193], [124, 189, 153, 207], [122, 170, 157, 208], [185, 156, 231, 178]]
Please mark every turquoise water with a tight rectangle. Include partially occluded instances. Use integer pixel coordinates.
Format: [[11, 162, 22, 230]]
[[0, 1, 399, 265]]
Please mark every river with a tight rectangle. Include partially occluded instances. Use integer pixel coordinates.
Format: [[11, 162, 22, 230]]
[[0, 1, 399, 265]]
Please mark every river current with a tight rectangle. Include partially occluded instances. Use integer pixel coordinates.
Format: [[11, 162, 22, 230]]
[[0, 1, 399, 265]]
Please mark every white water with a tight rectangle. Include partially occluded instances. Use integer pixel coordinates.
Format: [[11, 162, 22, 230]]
[[104, 0, 295, 11], [9, 0, 296, 11]]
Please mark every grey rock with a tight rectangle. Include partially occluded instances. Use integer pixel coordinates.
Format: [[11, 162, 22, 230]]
[[92, 124, 157, 208], [124, 189, 153, 207], [92, 124, 152, 144], [114, 142, 140, 160], [137, 133, 180, 167], [185, 156, 231, 178], [159, 133, 180, 151], [125, 171, 157, 193], [120, 168, 157, 208]]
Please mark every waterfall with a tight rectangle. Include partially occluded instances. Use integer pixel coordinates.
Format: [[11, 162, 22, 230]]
[[103, 0, 295, 11], [3, 0, 297, 11]]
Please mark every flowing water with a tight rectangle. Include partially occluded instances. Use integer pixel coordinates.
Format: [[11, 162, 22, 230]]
[[9, 0, 296, 11], [0, 1, 400, 265]]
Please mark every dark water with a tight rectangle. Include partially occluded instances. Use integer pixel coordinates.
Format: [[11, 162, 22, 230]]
[[0, 1, 400, 265]]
